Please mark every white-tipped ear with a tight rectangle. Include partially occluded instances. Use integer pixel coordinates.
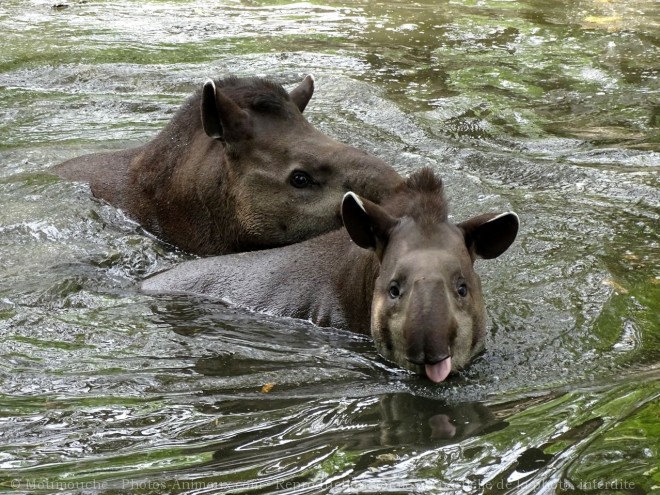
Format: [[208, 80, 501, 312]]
[[201, 79, 222, 140], [487, 211, 519, 225], [204, 78, 216, 92], [341, 192, 376, 250], [343, 192, 365, 212], [459, 211, 519, 260], [341, 192, 397, 252], [200, 78, 253, 142]]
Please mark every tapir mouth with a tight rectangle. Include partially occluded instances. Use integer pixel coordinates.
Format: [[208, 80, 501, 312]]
[[407, 353, 453, 383], [424, 356, 453, 383]]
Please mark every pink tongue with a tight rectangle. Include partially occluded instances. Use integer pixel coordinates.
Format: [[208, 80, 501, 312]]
[[425, 357, 452, 383]]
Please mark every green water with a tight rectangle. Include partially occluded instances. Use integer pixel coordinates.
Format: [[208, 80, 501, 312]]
[[0, 0, 658, 493]]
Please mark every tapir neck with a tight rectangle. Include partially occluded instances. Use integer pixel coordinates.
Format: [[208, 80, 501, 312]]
[[128, 134, 236, 255], [322, 234, 380, 333]]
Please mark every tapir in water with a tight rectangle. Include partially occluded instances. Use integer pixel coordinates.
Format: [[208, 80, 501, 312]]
[[53, 76, 403, 255], [142, 168, 519, 382]]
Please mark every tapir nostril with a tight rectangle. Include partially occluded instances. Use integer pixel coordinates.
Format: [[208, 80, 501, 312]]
[[426, 353, 451, 365], [407, 352, 452, 366]]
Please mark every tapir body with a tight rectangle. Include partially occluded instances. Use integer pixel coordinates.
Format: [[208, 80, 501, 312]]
[[142, 168, 519, 382], [53, 76, 403, 255]]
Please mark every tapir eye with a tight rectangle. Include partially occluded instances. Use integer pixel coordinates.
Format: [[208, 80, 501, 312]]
[[457, 282, 468, 297], [290, 170, 314, 188], [388, 282, 401, 299]]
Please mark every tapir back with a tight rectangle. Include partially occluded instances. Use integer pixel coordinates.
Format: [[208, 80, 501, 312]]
[[142, 230, 376, 331]]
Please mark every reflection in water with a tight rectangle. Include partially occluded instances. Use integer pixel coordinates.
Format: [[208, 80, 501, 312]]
[[199, 393, 501, 493], [376, 394, 502, 446]]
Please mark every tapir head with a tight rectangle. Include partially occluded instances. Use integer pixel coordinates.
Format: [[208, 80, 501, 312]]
[[199, 75, 404, 252], [342, 168, 519, 383]]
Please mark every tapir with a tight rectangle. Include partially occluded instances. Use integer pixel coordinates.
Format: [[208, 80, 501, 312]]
[[54, 76, 403, 255], [142, 167, 519, 382]]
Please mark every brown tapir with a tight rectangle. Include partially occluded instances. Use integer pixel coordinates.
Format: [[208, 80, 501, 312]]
[[142, 167, 519, 382], [53, 76, 404, 255]]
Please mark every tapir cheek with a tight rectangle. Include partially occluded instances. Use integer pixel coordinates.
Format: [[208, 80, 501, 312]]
[[451, 309, 481, 368], [370, 295, 409, 366], [369, 298, 388, 349]]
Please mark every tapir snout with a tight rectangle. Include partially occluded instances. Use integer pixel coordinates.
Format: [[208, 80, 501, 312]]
[[403, 278, 455, 366]]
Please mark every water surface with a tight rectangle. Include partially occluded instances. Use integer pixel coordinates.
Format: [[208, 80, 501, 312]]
[[0, 0, 658, 493]]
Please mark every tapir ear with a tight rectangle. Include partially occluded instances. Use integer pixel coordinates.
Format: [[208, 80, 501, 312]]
[[289, 75, 315, 113], [459, 212, 519, 260], [342, 192, 398, 253], [200, 79, 253, 142]]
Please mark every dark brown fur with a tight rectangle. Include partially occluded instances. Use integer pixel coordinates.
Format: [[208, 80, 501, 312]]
[[53, 76, 404, 255]]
